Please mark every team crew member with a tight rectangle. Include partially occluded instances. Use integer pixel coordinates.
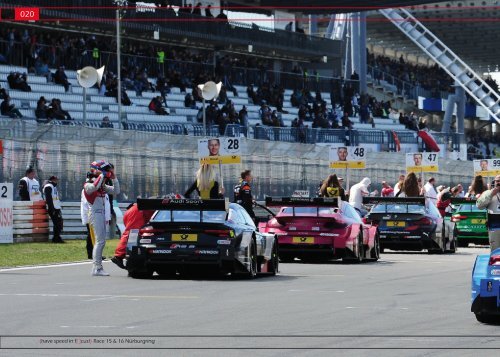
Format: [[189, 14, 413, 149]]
[[18, 167, 42, 201], [184, 164, 224, 199], [84, 161, 120, 277], [476, 175, 500, 251], [237, 169, 255, 220], [43, 176, 64, 243], [319, 174, 346, 200], [106, 164, 117, 239], [111, 203, 155, 270], [423, 177, 438, 206]]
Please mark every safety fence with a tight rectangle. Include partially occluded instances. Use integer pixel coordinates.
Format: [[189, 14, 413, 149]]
[[0, 120, 474, 204], [4, 119, 466, 150]]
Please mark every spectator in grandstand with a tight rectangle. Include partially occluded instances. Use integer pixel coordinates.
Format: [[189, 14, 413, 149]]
[[205, 4, 214, 17], [1, 96, 23, 118], [423, 177, 438, 206], [393, 174, 405, 196], [100, 116, 113, 128], [148, 96, 169, 115], [54, 66, 70, 92], [341, 112, 353, 130], [466, 175, 486, 199], [418, 117, 428, 130], [381, 181, 394, 197], [192, 3, 202, 16], [156, 75, 170, 103], [47, 98, 72, 122], [34, 59, 52, 81], [7, 72, 31, 92], [0, 85, 7, 100], [319, 174, 346, 200], [239, 105, 249, 129], [396, 172, 420, 197], [35, 96, 48, 121], [184, 93, 196, 109], [216, 9, 228, 22]]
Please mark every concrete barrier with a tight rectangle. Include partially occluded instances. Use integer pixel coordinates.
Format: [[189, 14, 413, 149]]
[[12, 201, 130, 243], [13, 201, 49, 243]]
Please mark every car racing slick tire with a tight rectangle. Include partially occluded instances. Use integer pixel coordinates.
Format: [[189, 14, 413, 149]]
[[267, 238, 279, 275], [240, 238, 258, 279], [370, 234, 381, 261], [447, 235, 457, 254], [475, 313, 500, 324], [344, 234, 364, 263], [428, 232, 445, 254]]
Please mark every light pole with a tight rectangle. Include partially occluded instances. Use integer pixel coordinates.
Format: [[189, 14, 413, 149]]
[[114, 0, 127, 128]]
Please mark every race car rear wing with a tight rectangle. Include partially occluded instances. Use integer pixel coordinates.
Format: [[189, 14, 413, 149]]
[[450, 198, 477, 204], [362, 197, 426, 205], [265, 196, 339, 207], [137, 198, 229, 211]]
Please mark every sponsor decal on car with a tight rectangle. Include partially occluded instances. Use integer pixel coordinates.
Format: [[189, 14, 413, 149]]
[[491, 269, 500, 276], [151, 249, 172, 254], [195, 250, 218, 255], [140, 239, 152, 244], [320, 233, 339, 236], [217, 240, 231, 245]]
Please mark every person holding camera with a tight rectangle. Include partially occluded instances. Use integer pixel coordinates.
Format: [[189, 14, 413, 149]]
[[476, 175, 500, 251], [84, 160, 120, 276]]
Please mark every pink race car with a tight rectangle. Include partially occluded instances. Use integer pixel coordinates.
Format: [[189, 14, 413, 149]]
[[258, 197, 380, 263]]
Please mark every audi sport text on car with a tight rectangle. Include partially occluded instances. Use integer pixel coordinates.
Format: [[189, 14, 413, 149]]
[[258, 197, 379, 263], [126, 198, 278, 278]]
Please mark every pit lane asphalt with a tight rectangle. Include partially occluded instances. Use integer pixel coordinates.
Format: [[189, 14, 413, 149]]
[[0, 247, 498, 357]]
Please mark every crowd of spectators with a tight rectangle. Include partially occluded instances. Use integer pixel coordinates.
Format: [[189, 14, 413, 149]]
[[368, 52, 454, 97], [35, 96, 72, 123], [467, 130, 500, 160]]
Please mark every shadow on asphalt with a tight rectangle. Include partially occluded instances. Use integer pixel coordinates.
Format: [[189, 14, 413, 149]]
[[150, 272, 298, 282]]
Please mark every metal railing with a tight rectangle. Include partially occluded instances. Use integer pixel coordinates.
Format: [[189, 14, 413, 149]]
[[0, 0, 340, 58]]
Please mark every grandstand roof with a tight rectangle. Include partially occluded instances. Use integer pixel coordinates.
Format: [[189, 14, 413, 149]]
[[243, 1, 440, 13]]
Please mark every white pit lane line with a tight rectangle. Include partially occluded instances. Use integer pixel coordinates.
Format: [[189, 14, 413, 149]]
[[0, 261, 96, 272], [0, 293, 199, 300]]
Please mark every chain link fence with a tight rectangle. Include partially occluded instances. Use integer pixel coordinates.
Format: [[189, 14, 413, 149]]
[[0, 119, 474, 202]]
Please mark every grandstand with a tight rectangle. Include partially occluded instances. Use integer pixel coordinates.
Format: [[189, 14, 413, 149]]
[[0, 1, 498, 160]]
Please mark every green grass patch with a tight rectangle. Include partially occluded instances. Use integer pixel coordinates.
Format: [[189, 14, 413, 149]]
[[0, 239, 119, 268]]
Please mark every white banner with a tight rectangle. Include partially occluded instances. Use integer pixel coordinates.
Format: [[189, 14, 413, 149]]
[[198, 138, 242, 165], [0, 183, 13, 244], [329, 145, 366, 169]]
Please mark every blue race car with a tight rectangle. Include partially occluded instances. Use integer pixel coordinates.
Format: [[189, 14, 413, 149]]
[[471, 247, 500, 323]]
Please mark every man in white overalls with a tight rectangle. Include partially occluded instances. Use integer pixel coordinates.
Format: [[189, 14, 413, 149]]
[[84, 161, 120, 276], [18, 167, 42, 202]]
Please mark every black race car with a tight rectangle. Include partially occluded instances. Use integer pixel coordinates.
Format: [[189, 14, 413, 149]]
[[363, 197, 450, 253], [126, 198, 278, 279]]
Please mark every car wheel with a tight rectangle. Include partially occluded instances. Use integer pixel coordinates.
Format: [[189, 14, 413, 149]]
[[267, 239, 279, 275], [447, 235, 457, 254], [370, 234, 381, 261], [475, 313, 500, 324], [246, 238, 258, 279]]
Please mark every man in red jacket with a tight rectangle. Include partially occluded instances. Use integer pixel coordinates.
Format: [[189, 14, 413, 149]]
[[111, 203, 154, 269]]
